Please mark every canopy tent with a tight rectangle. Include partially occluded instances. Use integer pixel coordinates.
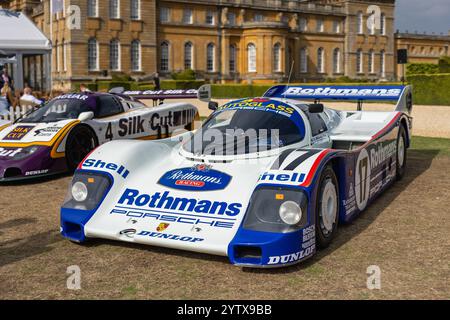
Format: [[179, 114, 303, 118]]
[[0, 9, 52, 91]]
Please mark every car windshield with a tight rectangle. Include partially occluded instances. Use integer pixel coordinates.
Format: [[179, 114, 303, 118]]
[[183, 109, 303, 156], [18, 99, 92, 123]]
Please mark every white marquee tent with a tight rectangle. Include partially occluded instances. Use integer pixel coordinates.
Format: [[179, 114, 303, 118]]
[[0, 9, 52, 91]]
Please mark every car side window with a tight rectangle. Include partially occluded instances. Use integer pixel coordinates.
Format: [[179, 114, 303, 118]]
[[96, 96, 124, 118], [305, 111, 328, 137]]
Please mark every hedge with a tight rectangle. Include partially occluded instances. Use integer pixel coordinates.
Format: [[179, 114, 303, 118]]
[[408, 74, 450, 105], [406, 63, 440, 76]]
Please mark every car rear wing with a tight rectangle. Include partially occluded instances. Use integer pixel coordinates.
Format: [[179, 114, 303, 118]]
[[110, 85, 212, 102], [263, 85, 413, 114]]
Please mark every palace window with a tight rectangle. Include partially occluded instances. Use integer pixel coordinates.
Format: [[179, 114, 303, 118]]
[[184, 42, 193, 70], [55, 40, 59, 72], [160, 42, 169, 72], [368, 50, 375, 73], [131, 40, 141, 71], [183, 9, 193, 24], [206, 10, 215, 25], [356, 49, 363, 73], [88, 38, 98, 71], [207, 43, 215, 72], [299, 17, 307, 31], [109, 0, 120, 19], [227, 12, 236, 26], [87, 0, 98, 17], [110, 39, 120, 71], [317, 47, 324, 73], [63, 39, 67, 72], [160, 7, 170, 22], [247, 43, 256, 73], [229, 45, 236, 73], [357, 11, 363, 34], [316, 19, 324, 32], [380, 50, 385, 77], [131, 0, 140, 20], [273, 43, 282, 72], [300, 47, 308, 73], [380, 13, 386, 35], [333, 48, 340, 73], [254, 13, 264, 22], [333, 20, 340, 33]]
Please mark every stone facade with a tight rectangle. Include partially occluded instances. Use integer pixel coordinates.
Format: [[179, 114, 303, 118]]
[[1, 0, 449, 89]]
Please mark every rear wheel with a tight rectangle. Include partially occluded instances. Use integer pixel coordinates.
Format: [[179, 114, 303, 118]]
[[396, 125, 407, 180], [65, 126, 97, 172], [315, 165, 339, 249]]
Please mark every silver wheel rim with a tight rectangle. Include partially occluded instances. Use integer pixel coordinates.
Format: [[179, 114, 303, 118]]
[[398, 135, 405, 168], [320, 179, 338, 234]]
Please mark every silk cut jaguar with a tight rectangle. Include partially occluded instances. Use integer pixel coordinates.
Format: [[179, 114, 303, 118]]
[[0, 90, 198, 181], [61, 85, 413, 268]]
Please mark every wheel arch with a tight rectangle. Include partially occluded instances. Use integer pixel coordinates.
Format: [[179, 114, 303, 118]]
[[399, 116, 410, 148], [66, 123, 100, 148]]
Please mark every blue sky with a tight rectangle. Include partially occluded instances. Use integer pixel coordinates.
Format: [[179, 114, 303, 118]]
[[395, 0, 450, 34]]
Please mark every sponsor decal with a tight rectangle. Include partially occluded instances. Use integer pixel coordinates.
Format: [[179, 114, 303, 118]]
[[280, 87, 402, 99], [53, 93, 89, 101], [218, 98, 295, 117], [118, 116, 145, 136], [25, 169, 49, 176], [259, 172, 306, 184], [267, 225, 315, 265], [0, 147, 23, 158], [156, 223, 170, 232], [33, 126, 62, 137], [117, 189, 242, 216], [82, 159, 130, 179], [136, 231, 204, 243], [158, 164, 232, 191], [370, 140, 396, 170], [110, 208, 235, 229], [119, 228, 137, 238], [4, 126, 34, 141], [267, 246, 314, 265]]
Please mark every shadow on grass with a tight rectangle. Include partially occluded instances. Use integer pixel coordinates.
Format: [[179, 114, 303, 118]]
[[0, 230, 62, 267]]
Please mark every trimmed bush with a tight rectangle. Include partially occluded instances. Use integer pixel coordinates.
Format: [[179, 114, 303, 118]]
[[161, 80, 205, 90], [171, 69, 197, 80], [406, 63, 439, 75], [438, 57, 450, 73], [211, 85, 272, 98], [408, 74, 450, 105], [96, 81, 132, 92]]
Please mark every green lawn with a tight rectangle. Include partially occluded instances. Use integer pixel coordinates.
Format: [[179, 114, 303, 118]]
[[411, 136, 450, 157]]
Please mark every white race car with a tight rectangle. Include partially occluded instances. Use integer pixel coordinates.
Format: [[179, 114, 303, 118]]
[[60, 85, 413, 268], [0, 89, 199, 181]]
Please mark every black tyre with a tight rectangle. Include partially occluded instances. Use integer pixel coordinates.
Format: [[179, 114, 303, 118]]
[[65, 126, 97, 171], [396, 125, 407, 180], [315, 165, 339, 249]]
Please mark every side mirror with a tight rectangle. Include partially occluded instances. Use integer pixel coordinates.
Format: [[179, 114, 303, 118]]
[[208, 101, 218, 111], [197, 84, 212, 102], [309, 103, 324, 113], [78, 111, 94, 122]]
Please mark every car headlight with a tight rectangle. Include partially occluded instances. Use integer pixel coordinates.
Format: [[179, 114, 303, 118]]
[[72, 181, 88, 202], [62, 172, 112, 211], [279, 201, 302, 225], [243, 187, 308, 233], [11, 146, 39, 160]]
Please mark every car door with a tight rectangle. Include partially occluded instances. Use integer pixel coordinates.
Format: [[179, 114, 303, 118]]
[[305, 110, 332, 149]]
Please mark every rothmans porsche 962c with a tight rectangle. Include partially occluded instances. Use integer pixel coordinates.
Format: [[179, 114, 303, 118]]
[[60, 85, 413, 268], [0, 89, 200, 181]]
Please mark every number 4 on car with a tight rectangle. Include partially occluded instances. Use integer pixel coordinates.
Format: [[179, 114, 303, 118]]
[[60, 85, 413, 268]]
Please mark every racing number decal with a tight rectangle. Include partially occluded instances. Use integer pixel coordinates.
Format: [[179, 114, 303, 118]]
[[355, 148, 371, 211], [105, 123, 114, 141]]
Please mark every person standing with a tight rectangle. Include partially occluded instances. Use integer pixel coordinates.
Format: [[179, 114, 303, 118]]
[[1, 70, 13, 91], [0, 82, 14, 115]]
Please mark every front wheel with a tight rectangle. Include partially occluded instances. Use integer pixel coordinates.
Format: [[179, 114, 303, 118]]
[[65, 126, 97, 172], [315, 165, 339, 249]]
